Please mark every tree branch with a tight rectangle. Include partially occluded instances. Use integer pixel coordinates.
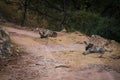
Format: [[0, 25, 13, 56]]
[[44, 0, 63, 12]]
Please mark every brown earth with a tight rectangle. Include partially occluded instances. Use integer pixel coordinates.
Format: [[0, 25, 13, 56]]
[[0, 26, 120, 80]]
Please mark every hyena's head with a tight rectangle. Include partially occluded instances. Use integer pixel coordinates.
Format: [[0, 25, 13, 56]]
[[82, 41, 93, 55], [82, 41, 94, 55], [83, 41, 93, 50]]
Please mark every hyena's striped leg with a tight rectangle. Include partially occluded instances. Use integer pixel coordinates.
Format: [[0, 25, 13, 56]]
[[98, 53, 104, 58], [39, 30, 44, 38], [82, 50, 91, 55]]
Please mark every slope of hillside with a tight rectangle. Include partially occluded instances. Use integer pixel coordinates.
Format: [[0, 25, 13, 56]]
[[0, 25, 119, 80]]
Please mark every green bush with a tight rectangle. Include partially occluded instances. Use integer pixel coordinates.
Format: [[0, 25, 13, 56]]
[[66, 11, 120, 42]]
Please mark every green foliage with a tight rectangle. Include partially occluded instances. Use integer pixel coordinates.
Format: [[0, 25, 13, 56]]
[[0, 0, 120, 42], [0, 0, 21, 23], [67, 11, 99, 34], [66, 11, 120, 42]]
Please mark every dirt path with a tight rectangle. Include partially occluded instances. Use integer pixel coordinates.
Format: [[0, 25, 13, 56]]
[[0, 27, 120, 80]]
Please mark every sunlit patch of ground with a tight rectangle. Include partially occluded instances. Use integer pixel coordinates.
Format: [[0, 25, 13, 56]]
[[0, 26, 119, 80]]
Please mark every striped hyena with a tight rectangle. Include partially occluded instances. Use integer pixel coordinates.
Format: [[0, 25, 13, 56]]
[[82, 41, 112, 58], [38, 28, 57, 38]]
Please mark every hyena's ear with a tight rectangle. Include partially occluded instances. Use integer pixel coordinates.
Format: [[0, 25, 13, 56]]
[[83, 41, 88, 45]]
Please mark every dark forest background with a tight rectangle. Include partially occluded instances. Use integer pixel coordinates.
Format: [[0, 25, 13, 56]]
[[0, 0, 120, 42]]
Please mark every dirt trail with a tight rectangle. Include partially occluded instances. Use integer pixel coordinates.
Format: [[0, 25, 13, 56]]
[[0, 27, 120, 80]]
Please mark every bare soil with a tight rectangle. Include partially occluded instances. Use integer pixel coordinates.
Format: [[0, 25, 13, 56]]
[[0, 26, 120, 80]]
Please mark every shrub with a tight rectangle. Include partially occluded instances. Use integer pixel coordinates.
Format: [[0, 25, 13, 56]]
[[66, 10, 120, 42]]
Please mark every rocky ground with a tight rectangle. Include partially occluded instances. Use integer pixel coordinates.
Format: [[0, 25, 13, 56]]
[[0, 25, 120, 80]]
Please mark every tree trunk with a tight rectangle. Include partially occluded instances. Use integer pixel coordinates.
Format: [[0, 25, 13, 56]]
[[21, 0, 30, 26], [58, 0, 67, 31]]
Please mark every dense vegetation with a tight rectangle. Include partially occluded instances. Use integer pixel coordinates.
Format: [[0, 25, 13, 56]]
[[0, 0, 120, 42]]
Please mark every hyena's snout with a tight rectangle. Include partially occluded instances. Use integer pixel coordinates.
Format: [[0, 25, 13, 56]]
[[82, 50, 90, 55]]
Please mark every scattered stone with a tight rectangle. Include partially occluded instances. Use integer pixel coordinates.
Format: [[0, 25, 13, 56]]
[[80, 64, 120, 73], [61, 28, 67, 33], [55, 64, 70, 68], [110, 54, 120, 59], [75, 41, 83, 44], [88, 35, 111, 47]]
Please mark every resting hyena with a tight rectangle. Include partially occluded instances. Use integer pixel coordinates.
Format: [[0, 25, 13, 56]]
[[82, 41, 112, 58], [38, 28, 57, 38]]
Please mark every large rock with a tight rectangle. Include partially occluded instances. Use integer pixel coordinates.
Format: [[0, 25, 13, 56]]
[[0, 27, 13, 59]]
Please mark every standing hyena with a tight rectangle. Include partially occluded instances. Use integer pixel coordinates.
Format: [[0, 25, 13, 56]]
[[82, 41, 112, 58], [38, 28, 57, 38]]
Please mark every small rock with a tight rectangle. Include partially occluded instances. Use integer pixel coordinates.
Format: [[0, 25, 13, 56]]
[[110, 54, 120, 59], [55, 64, 70, 68]]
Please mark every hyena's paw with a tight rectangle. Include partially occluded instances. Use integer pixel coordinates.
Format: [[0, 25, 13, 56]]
[[98, 54, 104, 58]]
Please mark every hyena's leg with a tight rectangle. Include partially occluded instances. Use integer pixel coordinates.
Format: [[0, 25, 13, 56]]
[[98, 52, 104, 58], [39, 30, 45, 38], [43, 30, 50, 38]]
